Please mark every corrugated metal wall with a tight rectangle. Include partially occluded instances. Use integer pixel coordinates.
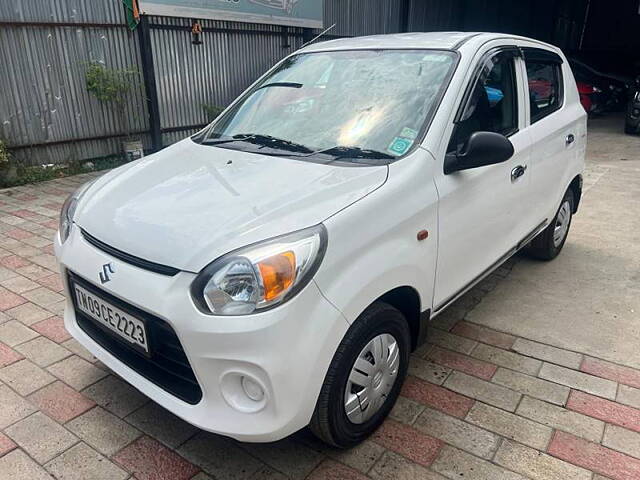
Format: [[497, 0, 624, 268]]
[[453, 0, 588, 50], [0, 0, 126, 23], [0, 1, 149, 165], [407, 0, 463, 32], [324, 0, 403, 36], [405, 0, 588, 50], [1, 0, 593, 166]]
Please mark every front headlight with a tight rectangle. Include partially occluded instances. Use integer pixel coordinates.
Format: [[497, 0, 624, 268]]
[[59, 180, 94, 243], [191, 225, 327, 315]]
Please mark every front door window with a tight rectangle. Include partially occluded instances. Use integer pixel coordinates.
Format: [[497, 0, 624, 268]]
[[449, 52, 519, 153]]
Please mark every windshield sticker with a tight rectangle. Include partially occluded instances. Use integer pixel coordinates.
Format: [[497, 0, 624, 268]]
[[387, 137, 414, 156], [399, 127, 419, 140]]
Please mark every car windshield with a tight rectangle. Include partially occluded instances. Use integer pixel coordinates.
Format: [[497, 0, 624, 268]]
[[195, 49, 457, 163]]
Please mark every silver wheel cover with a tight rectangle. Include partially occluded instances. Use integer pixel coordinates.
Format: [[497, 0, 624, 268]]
[[344, 333, 400, 424], [553, 200, 571, 247]]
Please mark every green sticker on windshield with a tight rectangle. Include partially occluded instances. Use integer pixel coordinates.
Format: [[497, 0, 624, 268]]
[[387, 137, 414, 156], [400, 127, 419, 140]]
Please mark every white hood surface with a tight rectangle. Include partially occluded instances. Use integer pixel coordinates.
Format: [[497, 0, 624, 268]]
[[75, 139, 388, 272]]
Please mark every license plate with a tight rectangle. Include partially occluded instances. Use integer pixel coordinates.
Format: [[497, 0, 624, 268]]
[[73, 284, 149, 353]]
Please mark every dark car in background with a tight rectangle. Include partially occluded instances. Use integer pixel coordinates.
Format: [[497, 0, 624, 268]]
[[626, 76, 640, 134], [577, 81, 602, 114], [569, 58, 629, 112], [528, 77, 602, 114]]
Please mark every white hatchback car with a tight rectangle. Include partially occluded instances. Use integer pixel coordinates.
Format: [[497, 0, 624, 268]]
[[55, 32, 585, 447]]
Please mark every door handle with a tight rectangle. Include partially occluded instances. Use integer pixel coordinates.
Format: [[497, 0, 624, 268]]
[[566, 134, 575, 145], [511, 165, 527, 182]]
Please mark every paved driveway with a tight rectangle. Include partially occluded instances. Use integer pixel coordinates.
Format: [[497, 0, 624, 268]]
[[0, 115, 638, 480]]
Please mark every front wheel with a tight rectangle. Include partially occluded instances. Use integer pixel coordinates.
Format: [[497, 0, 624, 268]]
[[524, 190, 574, 261], [309, 302, 410, 448]]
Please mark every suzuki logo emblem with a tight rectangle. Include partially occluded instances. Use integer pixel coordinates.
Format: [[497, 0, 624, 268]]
[[99, 263, 115, 284]]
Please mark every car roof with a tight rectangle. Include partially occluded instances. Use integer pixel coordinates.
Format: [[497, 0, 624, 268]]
[[298, 31, 556, 54]]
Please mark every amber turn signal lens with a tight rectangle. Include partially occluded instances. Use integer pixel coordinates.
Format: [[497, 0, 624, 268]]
[[257, 251, 296, 302]]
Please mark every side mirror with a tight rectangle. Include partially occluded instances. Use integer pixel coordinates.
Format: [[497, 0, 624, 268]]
[[444, 131, 514, 174]]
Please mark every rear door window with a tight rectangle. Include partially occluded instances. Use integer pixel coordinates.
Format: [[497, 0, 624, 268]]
[[525, 52, 564, 123]]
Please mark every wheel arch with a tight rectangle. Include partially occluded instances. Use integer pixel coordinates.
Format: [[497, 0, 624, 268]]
[[375, 286, 426, 352], [568, 174, 583, 213]]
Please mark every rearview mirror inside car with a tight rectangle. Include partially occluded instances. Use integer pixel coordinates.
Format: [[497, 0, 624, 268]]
[[444, 131, 515, 174]]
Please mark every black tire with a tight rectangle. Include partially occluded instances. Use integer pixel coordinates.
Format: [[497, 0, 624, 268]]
[[525, 190, 574, 261], [309, 302, 411, 448], [625, 122, 638, 135]]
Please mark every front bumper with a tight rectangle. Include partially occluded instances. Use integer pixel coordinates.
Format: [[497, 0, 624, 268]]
[[55, 226, 349, 442]]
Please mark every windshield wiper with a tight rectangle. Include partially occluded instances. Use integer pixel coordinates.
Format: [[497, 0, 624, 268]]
[[308, 146, 396, 161], [235, 134, 313, 153], [256, 82, 303, 91], [200, 136, 394, 161], [201, 133, 313, 154], [200, 133, 262, 145], [200, 136, 246, 146]]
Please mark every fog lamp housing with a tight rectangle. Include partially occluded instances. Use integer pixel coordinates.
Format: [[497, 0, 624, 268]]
[[241, 376, 265, 402], [220, 371, 268, 413]]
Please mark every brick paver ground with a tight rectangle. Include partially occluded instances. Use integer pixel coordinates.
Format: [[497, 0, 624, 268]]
[[0, 150, 638, 479]]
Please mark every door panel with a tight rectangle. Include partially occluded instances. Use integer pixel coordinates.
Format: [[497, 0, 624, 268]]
[[433, 130, 529, 309], [432, 49, 532, 310], [528, 111, 576, 222]]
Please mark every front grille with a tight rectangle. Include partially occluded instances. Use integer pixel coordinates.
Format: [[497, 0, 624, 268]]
[[81, 229, 180, 277], [68, 272, 202, 404]]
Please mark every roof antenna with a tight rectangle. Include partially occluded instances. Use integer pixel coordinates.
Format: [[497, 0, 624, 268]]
[[301, 23, 337, 48]]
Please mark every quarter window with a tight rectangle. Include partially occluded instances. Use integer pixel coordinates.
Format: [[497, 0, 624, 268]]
[[526, 61, 563, 123], [449, 52, 518, 152]]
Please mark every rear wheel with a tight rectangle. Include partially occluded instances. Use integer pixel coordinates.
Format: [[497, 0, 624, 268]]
[[525, 190, 574, 261], [309, 302, 410, 448]]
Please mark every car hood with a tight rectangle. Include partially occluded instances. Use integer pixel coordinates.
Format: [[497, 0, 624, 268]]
[[75, 139, 388, 272]]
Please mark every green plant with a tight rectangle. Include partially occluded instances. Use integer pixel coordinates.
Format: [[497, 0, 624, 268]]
[[85, 62, 138, 104], [0, 155, 129, 188], [203, 104, 224, 122], [0, 139, 16, 186], [0, 139, 9, 167], [13, 164, 66, 185], [85, 62, 140, 140]]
